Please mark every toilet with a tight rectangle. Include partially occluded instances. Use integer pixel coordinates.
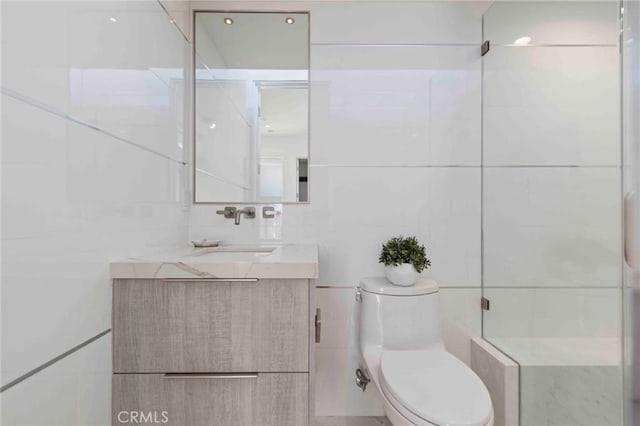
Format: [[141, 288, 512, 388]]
[[357, 277, 494, 426]]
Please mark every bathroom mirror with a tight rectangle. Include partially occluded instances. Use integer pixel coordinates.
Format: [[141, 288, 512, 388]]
[[193, 11, 310, 203]]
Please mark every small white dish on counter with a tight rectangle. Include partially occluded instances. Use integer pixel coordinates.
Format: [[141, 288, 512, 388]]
[[191, 239, 221, 248]]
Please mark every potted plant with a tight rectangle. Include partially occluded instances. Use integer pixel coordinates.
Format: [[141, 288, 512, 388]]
[[378, 236, 431, 286]]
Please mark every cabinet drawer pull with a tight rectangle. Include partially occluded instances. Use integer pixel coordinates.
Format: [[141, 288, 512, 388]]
[[163, 373, 258, 379], [315, 308, 321, 343], [163, 278, 258, 283]]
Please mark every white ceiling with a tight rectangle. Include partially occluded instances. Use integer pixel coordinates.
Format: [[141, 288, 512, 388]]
[[196, 12, 309, 69]]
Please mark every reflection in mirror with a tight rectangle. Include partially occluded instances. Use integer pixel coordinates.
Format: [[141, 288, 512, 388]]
[[194, 12, 309, 203]]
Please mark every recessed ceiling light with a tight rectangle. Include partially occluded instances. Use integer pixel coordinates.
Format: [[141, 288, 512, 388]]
[[285, 17, 295, 24], [265, 124, 271, 128], [223, 17, 234, 25], [209, 123, 217, 129], [513, 36, 532, 45], [109, 17, 118, 23]]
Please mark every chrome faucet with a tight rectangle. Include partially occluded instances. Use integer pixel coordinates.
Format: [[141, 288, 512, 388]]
[[234, 207, 256, 225]]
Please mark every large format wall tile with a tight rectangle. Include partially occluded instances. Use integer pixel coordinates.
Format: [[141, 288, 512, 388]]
[[484, 46, 619, 166], [66, 123, 181, 203], [1, 2, 71, 111], [483, 288, 620, 339], [1, 334, 111, 426], [483, 167, 621, 287], [311, 45, 480, 166], [311, 2, 480, 44], [3, 1, 187, 163], [67, 2, 187, 161], [304, 167, 480, 287], [484, 1, 619, 45], [1, 2, 189, 424]]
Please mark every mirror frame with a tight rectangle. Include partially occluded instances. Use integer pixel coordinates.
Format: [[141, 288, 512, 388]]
[[191, 10, 311, 205]]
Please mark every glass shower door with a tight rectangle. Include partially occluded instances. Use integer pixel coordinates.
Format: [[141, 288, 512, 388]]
[[622, 0, 640, 424], [481, 2, 623, 425]]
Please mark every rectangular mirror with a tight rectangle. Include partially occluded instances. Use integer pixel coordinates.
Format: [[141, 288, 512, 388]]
[[193, 11, 310, 203]]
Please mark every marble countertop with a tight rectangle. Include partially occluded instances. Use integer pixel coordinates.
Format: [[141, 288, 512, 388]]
[[110, 244, 318, 280]]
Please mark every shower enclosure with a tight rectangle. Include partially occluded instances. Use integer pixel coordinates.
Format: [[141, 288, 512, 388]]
[[480, 2, 629, 425]]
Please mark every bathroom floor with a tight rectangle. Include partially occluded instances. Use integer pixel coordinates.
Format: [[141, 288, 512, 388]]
[[316, 417, 389, 426]]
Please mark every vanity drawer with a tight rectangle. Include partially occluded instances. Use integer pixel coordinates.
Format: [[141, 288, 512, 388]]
[[112, 372, 308, 426], [113, 279, 309, 373]]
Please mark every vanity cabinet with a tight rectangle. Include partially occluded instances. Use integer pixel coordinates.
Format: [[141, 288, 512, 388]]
[[113, 373, 308, 426], [112, 278, 314, 426]]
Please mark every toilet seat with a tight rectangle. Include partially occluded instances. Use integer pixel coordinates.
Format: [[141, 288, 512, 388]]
[[379, 348, 493, 426]]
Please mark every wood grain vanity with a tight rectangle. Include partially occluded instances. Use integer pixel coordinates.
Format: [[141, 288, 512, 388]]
[[110, 245, 318, 426]]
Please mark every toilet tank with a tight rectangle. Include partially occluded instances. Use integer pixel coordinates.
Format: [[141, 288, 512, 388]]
[[358, 277, 442, 352]]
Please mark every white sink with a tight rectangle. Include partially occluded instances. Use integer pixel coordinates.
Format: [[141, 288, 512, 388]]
[[187, 246, 278, 257]]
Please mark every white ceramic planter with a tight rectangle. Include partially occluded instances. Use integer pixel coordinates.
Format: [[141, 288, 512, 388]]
[[384, 263, 418, 286]]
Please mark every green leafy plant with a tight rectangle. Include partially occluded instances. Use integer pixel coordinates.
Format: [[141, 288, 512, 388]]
[[378, 236, 431, 273]]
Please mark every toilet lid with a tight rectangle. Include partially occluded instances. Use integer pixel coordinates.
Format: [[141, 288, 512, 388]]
[[380, 348, 493, 426], [360, 277, 438, 296]]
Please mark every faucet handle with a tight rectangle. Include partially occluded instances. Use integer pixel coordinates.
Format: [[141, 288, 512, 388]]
[[216, 206, 237, 219], [262, 206, 279, 219]]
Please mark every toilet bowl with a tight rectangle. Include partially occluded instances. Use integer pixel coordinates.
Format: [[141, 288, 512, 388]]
[[357, 277, 494, 426]]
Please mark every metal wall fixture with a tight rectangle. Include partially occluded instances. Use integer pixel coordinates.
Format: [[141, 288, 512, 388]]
[[234, 207, 255, 225], [262, 206, 278, 218], [217, 206, 280, 224], [215, 206, 256, 225], [355, 368, 370, 391], [216, 206, 237, 218], [355, 287, 362, 302]]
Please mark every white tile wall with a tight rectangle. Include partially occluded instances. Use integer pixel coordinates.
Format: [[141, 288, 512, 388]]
[[1, 1, 189, 424], [191, 167, 481, 288], [483, 1, 619, 46], [311, 45, 480, 166], [484, 46, 619, 166], [483, 288, 621, 339], [187, 1, 484, 416], [483, 167, 621, 288], [310, 2, 480, 44], [0, 335, 111, 426]]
